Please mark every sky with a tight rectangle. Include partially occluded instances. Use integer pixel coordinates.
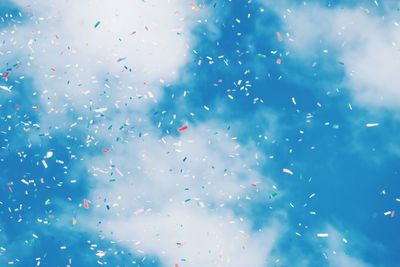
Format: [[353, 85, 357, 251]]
[[0, 0, 399, 266]]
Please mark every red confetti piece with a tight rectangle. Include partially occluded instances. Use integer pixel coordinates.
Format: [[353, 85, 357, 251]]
[[276, 58, 282, 65], [102, 148, 110, 153], [178, 125, 188, 132], [3, 72, 9, 79], [83, 199, 89, 209]]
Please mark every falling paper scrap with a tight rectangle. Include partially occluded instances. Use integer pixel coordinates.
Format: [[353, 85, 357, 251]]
[[317, 233, 329, 238], [178, 125, 188, 132], [94, 107, 108, 113], [283, 168, 294, 175], [0, 85, 12, 92]]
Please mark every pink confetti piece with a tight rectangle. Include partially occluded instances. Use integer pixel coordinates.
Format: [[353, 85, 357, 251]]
[[276, 32, 283, 42], [276, 58, 282, 65]]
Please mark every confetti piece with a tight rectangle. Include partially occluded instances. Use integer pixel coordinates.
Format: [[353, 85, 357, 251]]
[[42, 160, 48, 169], [94, 21, 101, 28], [283, 168, 293, 175], [276, 32, 283, 42], [366, 123, 379, 127], [45, 151, 53, 158], [276, 58, 282, 64], [94, 107, 108, 113], [0, 85, 12, 92], [317, 233, 329, 238], [178, 125, 188, 132], [96, 251, 107, 258], [83, 199, 89, 209]]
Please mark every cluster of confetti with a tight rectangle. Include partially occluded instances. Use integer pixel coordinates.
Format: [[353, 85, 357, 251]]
[[0, 1, 399, 267]]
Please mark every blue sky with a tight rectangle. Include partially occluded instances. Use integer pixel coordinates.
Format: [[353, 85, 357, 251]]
[[0, 0, 399, 266]]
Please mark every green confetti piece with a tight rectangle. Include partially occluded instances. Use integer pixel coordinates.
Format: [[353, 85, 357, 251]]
[[269, 192, 278, 199], [94, 21, 101, 28], [257, 53, 267, 58]]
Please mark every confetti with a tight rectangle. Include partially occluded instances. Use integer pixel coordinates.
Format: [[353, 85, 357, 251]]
[[178, 125, 188, 132], [83, 199, 89, 209], [317, 233, 329, 238], [283, 168, 294, 175]]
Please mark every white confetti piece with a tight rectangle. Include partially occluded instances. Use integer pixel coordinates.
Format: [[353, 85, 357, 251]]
[[0, 85, 12, 92], [317, 233, 329, 238], [42, 160, 48, 169], [283, 168, 294, 175], [46, 151, 53, 158], [94, 107, 108, 113]]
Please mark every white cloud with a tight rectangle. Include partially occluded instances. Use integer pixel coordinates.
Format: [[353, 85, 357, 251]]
[[1, 0, 202, 132], [83, 122, 279, 266], [98, 205, 278, 267], [270, 1, 400, 110]]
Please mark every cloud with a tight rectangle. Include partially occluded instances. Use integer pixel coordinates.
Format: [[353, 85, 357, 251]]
[[98, 205, 278, 267], [2, 0, 204, 133], [269, 1, 400, 110], [82, 121, 279, 266]]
